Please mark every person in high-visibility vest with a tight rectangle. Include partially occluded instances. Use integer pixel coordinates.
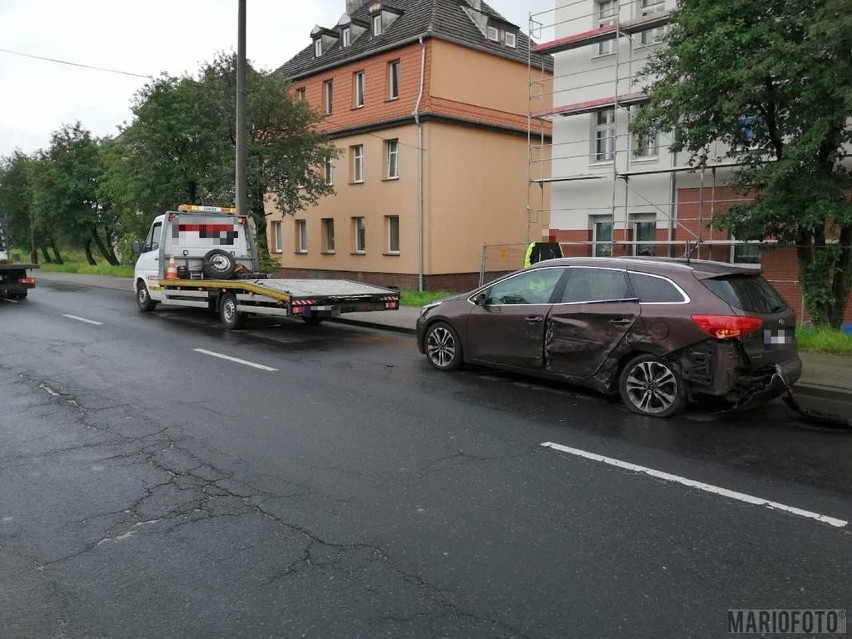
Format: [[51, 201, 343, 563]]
[[523, 242, 563, 268]]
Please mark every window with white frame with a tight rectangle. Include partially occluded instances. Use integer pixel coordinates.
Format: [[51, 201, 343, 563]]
[[631, 106, 658, 158], [631, 215, 656, 256], [314, 39, 322, 57], [295, 220, 307, 253], [322, 219, 335, 253], [354, 71, 365, 108], [487, 25, 499, 41], [386, 216, 400, 254], [353, 217, 366, 253], [594, 109, 616, 162], [505, 31, 517, 48], [592, 217, 613, 257], [351, 145, 364, 183], [640, 0, 666, 45], [731, 233, 762, 266], [342, 27, 351, 47], [385, 139, 399, 179], [324, 80, 333, 114], [388, 60, 400, 100], [271, 221, 283, 252], [373, 14, 383, 36], [596, 0, 618, 55], [324, 156, 334, 185]]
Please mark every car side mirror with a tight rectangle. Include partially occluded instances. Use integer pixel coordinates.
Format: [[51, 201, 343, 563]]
[[131, 240, 141, 256], [474, 292, 488, 306]]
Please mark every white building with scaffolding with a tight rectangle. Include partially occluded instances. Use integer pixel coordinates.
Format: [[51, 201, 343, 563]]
[[528, 0, 761, 266]]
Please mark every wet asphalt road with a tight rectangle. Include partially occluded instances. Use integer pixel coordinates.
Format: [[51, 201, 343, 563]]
[[1, 282, 850, 639]]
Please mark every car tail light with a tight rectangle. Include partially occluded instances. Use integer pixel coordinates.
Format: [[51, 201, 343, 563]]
[[691, 315, 763, 340], [18, 277, 35, 285]]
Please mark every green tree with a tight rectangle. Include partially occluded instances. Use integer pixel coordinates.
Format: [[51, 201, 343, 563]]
[[0, 151, 37, 262], [633, 0, 852, 327], [119, 53, 336, 262]]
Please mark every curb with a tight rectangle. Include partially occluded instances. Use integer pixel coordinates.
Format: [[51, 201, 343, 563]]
[[793, 383, 852, 404], [330, 317, 417, 336]]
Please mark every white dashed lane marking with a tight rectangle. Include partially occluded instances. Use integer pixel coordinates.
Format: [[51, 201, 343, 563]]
[[62, 314, 103, 326], [193, 348, 278, 372]]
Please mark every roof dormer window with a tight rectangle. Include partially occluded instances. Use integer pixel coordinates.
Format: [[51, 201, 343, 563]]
[[314, 39, 322, 56], [372, 14, 383, 36], [505, 31, 517, 48], [487, 25, 499, 41], [342, 27, 351, 47]]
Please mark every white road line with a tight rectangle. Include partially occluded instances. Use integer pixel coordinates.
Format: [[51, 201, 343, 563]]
[[541, 442, 847, 529], [62, 314, 103, 326], [193, 348, 278, 372]]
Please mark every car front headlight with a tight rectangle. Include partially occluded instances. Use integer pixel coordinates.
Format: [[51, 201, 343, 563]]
[[420, 301, 442, 318]]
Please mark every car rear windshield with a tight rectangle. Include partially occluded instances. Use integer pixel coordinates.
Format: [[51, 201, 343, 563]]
[[701, 274, 787, 314]]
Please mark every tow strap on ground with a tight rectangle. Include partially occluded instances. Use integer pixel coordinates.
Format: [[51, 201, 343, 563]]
[[773, 364, 852, 430]]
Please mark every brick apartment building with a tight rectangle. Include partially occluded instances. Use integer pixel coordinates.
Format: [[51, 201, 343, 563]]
[[268, 0, 552, 290], [529, 0, 851, 323]]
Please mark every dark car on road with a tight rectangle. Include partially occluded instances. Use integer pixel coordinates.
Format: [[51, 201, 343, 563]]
[[416, 257, 801, 417]]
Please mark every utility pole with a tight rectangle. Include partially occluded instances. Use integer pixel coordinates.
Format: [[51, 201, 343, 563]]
[[236, 0, 247, 218]]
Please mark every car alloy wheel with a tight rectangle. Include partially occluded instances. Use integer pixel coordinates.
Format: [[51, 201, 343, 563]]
[[425, 322, 462, 371], [619, 354, 687, 417]]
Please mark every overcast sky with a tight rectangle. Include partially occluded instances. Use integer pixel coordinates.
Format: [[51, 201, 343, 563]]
[[0, 0, 553, 158]]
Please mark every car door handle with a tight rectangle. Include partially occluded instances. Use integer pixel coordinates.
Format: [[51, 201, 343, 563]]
[[525, 316, 544, 324], [609, 318, 633, 327]]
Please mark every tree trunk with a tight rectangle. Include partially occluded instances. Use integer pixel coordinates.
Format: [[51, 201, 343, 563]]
[[50, 241, 63, 265], [828, 225, 852, 328], [83, 239, 96, 266], [40, 245, 53, 263], [91, 226, 119, 266]]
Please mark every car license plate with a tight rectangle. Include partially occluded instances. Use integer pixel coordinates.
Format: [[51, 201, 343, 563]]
[[763, 329, 793, 347]]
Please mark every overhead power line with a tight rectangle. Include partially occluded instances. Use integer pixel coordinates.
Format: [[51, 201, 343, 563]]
[[0, 47, 154, 79]]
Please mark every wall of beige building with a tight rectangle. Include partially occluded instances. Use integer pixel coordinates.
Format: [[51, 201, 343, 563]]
[[266, 124, 419, 274]]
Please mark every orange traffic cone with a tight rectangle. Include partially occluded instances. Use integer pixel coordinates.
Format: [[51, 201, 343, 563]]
[[165, 256, 178, 280]]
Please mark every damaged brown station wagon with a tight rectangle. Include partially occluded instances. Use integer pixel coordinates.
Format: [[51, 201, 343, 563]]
[[416, 257, 802, 418]]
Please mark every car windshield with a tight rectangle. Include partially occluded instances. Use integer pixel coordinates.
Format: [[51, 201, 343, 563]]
[[701, 274, 787, 314]]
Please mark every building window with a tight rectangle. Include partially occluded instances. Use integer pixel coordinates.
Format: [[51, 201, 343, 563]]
[[592, 217, 613, 257], [632, 216, 656, 256], [487, 25, 499, 41], [354, 71, 365, 108], [296, 87, 306, 102], [597, 0, 618, 55], [351, 145, 364, 183], [386, 216, 400, 254], [271, 221, 283, 253], [594, 109, 616, 162], [314, 39, 322, 57], [324, 80, 333, 114], [373, 14, 383, 36], [295, 220, 307, 253], [324, 156, 334, 185], [353, 217, 366, 253], [385, 139, 399, 179], [342, 27, 351, 47], [640, 0, 666, 45], [322, 219, 335, 253], [388, 60, 400, 100], [732, 233, 762, 266], [505, 31, 517, 48], [631, 106, 658, 158]]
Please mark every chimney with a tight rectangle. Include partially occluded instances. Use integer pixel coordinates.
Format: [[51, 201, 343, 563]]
[[345, 0, 370, 13]]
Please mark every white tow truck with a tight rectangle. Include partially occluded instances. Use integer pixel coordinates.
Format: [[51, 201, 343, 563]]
[[132, 205, 400, 329]]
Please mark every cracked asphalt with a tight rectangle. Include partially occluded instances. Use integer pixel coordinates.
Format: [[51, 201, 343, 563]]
[[0, 282, 850, 639]]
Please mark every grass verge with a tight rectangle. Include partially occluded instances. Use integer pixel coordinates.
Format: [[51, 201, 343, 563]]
[[400, 289, 457, 307], [38, 261, 134, 278], [796, 326, 852, 355]]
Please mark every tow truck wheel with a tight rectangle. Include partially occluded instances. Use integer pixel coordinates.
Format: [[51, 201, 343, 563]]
[[302, 316, 323, 326], [12, 291, 27, 299], [136, 281, 157, 312], [220, 292, 245, 329], [618, 354, 687, 418]]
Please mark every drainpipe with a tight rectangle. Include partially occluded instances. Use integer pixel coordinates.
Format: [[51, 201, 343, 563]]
[[413, 36, 426, 292]]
